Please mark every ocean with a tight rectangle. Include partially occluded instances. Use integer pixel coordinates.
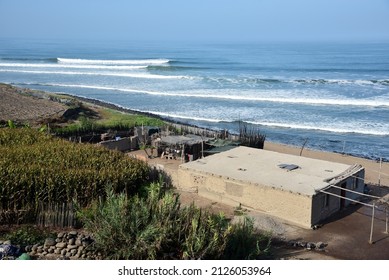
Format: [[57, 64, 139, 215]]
[[0, 38, 388, 161]]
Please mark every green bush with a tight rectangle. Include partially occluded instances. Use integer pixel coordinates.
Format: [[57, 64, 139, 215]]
[[1, 225, 55, 246], [224, 218, 272, 259], [77, 181, 271, 260]]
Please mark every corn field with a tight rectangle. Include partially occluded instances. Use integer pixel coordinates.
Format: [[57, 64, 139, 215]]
[[0, 128, 150, 221]]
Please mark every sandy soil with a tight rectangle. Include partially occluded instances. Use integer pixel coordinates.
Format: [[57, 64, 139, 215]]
[[0, 84, 67, 124]]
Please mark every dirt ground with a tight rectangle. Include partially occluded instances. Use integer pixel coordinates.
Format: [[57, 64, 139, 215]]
[[130, 149, 389, 260], [176, 188, 389, 260], [0, 84, 67, 124]]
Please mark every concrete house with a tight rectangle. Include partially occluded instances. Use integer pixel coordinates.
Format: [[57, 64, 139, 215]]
[[177, 146, 365, 228]]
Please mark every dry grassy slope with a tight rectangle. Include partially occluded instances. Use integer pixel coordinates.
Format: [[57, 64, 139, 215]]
[[0, 84, 68, 124]]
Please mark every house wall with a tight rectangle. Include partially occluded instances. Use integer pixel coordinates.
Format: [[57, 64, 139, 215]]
[[177, 167, 313, 228], [311, 169, 365, 225]]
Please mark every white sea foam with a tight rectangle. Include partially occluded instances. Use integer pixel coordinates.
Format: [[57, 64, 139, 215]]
[[142, 111, 225, 123], [247, 121, 389, 136], [41, 83, 162, 95], [123, 109, 389, 136], [23, 82, 389, 108], [57, 58, 170, 65], [0, 62, 147, 70], [0, 69, 187, 79], [11, 82, 389, 137]]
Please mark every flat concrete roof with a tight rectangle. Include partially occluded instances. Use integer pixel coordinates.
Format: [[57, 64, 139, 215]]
[[179, 146, 355, 196]]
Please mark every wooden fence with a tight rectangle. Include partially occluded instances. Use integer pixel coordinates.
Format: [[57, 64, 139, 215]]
[[36, 202, 78, 228], [0, 202, 78, 228]]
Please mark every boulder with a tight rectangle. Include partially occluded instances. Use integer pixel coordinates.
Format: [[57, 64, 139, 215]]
[[44, 238, 56, 247], [315, 242, 327, 250], [68, 231, 78, 237], [67, 244, 78, 250], [56, 242, 67, 249]]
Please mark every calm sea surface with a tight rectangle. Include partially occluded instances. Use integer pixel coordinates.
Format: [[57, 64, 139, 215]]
[[1, 39, 388, 160]]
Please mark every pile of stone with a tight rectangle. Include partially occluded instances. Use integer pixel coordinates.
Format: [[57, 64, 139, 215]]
[[288, 240, 328, 251], [25, 231, 100, 260]]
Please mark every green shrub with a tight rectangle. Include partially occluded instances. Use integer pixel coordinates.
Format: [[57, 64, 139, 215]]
[[77, 181, 271, 260], [223, 218, 272, 259], [1, 225, 55, 246]]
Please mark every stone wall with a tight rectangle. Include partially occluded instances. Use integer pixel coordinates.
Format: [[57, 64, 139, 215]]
[[0, 231, 101, 260]]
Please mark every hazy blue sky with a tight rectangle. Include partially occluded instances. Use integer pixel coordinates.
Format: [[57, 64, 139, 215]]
[[1, 0, 388, 42]]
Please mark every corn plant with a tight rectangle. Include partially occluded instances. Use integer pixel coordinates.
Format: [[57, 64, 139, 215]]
[[0, 128, 150, 215]]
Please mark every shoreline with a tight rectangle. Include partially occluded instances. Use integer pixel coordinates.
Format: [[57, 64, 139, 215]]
[[3, 83, 389, 187], [58, 91, 389, 187]]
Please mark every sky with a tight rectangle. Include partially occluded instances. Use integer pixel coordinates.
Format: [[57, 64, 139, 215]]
[[0, 0, 388, 42]]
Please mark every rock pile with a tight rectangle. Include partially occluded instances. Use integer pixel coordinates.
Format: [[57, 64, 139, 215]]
[[288, 240, 328, 251], [24, 231, 100, 260]]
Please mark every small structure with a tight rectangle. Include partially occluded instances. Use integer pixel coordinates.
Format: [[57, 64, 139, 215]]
[[134, 126, 160, 145], [97, 136, 137, 152], [153, 134, 210, 162], [177, 146, 365, 228]]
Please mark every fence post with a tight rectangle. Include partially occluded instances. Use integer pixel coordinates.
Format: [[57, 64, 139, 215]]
[[369, 203, 375, 244]]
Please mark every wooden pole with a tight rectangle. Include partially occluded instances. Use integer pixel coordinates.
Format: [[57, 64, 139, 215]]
[[369, 203, 375, 244], [299, 138, 308, 156], [378, 157, 382, 186], [385, 208, 388, 234]]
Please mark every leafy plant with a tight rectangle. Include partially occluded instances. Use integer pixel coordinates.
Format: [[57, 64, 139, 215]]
[[7, 120, 15, 129], [1, 225, 55, 246], [223, 217, 272, 259], [77, 181, 272, 260]]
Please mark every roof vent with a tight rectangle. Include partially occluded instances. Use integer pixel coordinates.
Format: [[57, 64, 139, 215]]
[[278, 163, 300, 171]]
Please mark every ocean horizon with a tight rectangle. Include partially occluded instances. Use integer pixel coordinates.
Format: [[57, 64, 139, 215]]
[[0, 38, 388, 161]]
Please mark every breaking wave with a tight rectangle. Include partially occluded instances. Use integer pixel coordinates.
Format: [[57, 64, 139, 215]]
[[57, 57, 170, 65], [139, 111, 226, 123], [120, 110, 389, 136], [205, 77, 389, 87], [19, 82, 389, 108], [0, 62, 146, 70], [246, 121, 389, 136], [0, 69, 188, 79]]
